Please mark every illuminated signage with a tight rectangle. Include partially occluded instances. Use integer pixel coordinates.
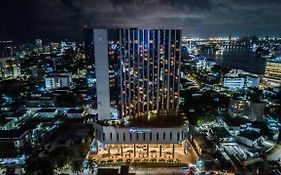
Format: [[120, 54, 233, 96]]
[[129, 128, 151, 133]]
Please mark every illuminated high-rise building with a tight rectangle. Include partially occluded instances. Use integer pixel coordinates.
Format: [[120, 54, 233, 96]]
[[0, 58, 20, 79], [87, 28, 182, 120]]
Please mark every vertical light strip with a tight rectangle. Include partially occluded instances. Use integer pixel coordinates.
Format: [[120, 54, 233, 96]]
[[166, 30, 171, 110], [119, 29, 124, 116], [156, 30, 160, 111], [137, 29, 140, 114], [146, 29, 150, 112], [127, 29, 132, 116], [177, 29, 182, 110], [172, 30, 177, 108]]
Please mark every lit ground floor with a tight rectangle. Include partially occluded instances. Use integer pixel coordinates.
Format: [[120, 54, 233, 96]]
[[87, 141, 198, 164]]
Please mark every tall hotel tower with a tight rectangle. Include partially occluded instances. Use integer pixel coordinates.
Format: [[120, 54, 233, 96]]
[[85, 28, 182, 120]]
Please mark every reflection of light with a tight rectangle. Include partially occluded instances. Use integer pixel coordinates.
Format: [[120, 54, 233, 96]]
[[46, 67, 53, 73], [38, 87, 45, 92], [87, 78, 96, 84], [110, 44, 118, 50]]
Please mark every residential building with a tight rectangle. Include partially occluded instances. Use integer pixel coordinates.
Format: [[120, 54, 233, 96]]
[[223, 77, 245, 89], [45, 72, 72, 90], [264, 59, 281, 87], [228, 98, 265, 121]]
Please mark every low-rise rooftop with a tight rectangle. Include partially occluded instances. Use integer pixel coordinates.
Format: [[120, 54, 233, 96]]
[[37, 108, 57, 113], [223, 117, 251, 127], [67, 108, 84, 113], [211, 127, 232, 138], [239, 130, 263, 141]]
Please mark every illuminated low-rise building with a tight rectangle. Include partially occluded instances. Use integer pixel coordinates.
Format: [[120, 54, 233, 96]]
[[45, 72, 72, 90], [264, 59, 281, 87], [223, 77, 245, 89], [228, 98, 265, 121], [223, 75, 260, 90], [88, 112, 195, 163], [223, 69, 261, 89]]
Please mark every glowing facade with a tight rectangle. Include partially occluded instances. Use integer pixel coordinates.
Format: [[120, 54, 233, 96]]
[[91, 28, 182, 119], [264, 60, 281, 87], [265, 60, 281, 79]]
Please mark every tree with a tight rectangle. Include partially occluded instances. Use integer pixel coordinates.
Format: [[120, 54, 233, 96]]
[[25, 157, 54, 175], [0, 115, 7, 127], [71, 159, 84, 174], [50, 146, 72, 170]]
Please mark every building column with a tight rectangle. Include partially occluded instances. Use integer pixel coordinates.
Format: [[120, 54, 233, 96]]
[[159, 145, 162, 157], [108, 145, 111, 155], [147, 144, 149, 157], [183, 141, 186, 154], [172, 144, 175, 158], [134, 144, 136, 157]]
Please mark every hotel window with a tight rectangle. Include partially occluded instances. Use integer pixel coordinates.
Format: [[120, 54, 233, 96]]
[[103, 133, 105, 141], [110, 133, 112, 141], [130, 133, 132, 141], [177, 132, 180, 141], [123, 133, 126, 141], [143, 133, 145, 141], [150, 133, 152, 141], [136, 133, 139, 141], [116, 133, 119, 142], [170, 132, 172, 140], [163, 133, 166, 140], [156, 133, 159, 141]]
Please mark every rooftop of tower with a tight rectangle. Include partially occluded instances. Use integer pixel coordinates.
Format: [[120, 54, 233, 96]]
[[96, 110, 188, 128], [83, 25, 183, 31]]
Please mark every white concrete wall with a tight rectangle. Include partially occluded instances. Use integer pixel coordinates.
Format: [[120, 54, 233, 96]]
[[94, 29, 111, 120], [93, 123, 189, 145]]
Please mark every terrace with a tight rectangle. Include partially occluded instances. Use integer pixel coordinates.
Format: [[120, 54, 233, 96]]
[[87, 143, 197, 165]]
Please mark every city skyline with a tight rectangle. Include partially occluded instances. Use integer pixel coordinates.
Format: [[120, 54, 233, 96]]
[[1, 0, 281, 42]]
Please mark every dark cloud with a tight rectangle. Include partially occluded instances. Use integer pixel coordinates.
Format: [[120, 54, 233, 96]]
[[0, 0, 281, 42]]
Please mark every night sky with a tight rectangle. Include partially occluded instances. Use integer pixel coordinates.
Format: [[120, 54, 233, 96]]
[[1, 0, 281, 42]]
